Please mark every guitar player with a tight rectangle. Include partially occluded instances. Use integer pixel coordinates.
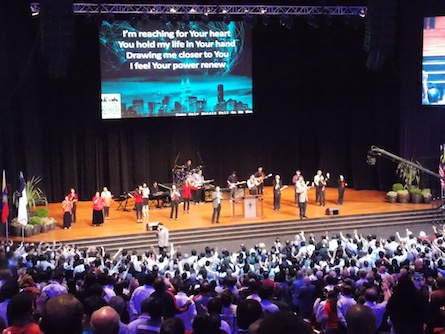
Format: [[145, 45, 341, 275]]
[[227, 171, 239, 200], [254, 166, 266, 195]]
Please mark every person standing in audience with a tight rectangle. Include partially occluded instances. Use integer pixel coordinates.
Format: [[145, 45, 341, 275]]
[[156, 223, 169, 255], [336, 284, 357, 334], [92, 191, 104, 227], [68, 188, 78, 223], [40, 294, 84, 334], [174, 282, 196, 334], [5, 292, 42, 334], [62, 195, 73, 229], [211, 186, 222, 224], [90, 306, 120, 334], [101, 186, 113, 220], [170, 184, 180, 221], [337, 175, 347, 205], [345, 304, 376, 334]]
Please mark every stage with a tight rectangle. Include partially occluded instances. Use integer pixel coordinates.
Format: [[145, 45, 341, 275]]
[[9, 186, 433, 243]]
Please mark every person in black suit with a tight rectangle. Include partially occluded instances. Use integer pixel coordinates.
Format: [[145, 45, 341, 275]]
[[211, 186, 222, 224], [273, 175, 284, 211], [338, 175, 348, 205]]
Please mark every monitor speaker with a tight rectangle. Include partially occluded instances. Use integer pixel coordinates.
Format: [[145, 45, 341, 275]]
[[326, 207, 339, 215]]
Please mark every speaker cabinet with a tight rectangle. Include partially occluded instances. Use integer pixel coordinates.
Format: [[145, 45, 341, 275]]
[[326, 207, 339, 215]]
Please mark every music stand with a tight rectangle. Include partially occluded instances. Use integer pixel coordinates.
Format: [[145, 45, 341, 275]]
[[116, 194, 130, 211]]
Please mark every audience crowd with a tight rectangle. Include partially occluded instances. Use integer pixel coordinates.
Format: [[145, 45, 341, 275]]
[[1, 225, 445, 333]]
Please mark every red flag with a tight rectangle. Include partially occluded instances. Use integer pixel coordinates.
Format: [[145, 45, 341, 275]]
[[1, 170, 9, 224]]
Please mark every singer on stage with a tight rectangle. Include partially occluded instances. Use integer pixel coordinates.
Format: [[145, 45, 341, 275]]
[[212, 186, 222, 224]]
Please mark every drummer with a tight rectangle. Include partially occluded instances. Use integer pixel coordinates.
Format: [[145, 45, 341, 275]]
[[185, 159, 193, 174]]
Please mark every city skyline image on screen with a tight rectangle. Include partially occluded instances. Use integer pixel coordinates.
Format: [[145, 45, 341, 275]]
[[99, 19, 253, 118]]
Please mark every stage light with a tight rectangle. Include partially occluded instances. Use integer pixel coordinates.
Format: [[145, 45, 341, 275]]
[[280, 14, 293, 29], [244, 13, 257, 27], [359, 8, 367, 18], [201, 12, 209, 24], [223, 13, 231, 24], [307, 14, 320, 29], [106, 12, 115, 23], [183, 13, 190, 24], [30, 5, 39, 16], [142, 11, 149, 22]]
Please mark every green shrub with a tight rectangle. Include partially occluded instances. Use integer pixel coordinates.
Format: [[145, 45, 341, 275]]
[[28, 216, 43, 225], [421, 188, 432, 197], [392, 183, 404, 191], [396, 189, 409, 196], [410, 188, 422, 195], [34, 208, 49, 218]]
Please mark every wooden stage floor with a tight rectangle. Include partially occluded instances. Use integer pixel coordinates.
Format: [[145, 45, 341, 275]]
[[13, 187, 432, 243]]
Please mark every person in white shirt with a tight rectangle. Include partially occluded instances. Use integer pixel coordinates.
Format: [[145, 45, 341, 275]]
[[313, 170, 323, 203], [175, 282, 196, 332], [101, 187, 113, 220], [156, 223, 169, 255], [141, 182, 150, 219]]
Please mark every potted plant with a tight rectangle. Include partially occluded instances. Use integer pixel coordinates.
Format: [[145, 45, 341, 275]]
[[12, 175, 48, 210], [23, 224, 34, 237], [422, 188, 432, 204], [410, 188, 423, 204], [28, 216, 42, 235], [397, 189, 410, 203], [396, 160, 421, 189], [392, 183, 404, 192], [386, 191, 398, 203], [41, 217, 57, 231], [9, 219, 22, 237]]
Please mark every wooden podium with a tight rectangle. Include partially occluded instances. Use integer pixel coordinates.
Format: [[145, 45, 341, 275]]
[[232, 195, 263, 219]]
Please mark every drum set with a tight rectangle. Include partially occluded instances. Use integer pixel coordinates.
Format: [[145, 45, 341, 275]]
[[172, 164, 203, 185]]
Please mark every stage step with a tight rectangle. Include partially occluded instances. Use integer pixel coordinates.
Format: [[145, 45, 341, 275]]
[[63, 208, 444, 254]]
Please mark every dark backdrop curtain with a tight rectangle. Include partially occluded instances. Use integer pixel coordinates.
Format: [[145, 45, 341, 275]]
[[0, 0, 401, 202]]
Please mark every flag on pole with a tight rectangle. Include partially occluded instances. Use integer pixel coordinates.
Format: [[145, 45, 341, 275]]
[[1, 170, 8, 224], [17, 172, 28, 226]]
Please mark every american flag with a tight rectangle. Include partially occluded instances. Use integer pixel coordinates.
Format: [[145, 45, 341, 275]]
[[440, 144, 445, 190]]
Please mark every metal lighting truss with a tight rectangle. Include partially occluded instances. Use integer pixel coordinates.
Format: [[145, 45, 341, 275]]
[[29, 3, 367, 17]]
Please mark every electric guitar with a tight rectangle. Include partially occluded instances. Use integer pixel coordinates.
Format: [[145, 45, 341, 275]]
[[228, 181, 247, 189], [192, 179, 214, 188], [255, 173, 272, 185]]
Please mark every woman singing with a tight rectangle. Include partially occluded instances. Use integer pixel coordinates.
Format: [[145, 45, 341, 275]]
[[182, 179, 196, 213], [92, 191, 104, 227], [170, 184, 181, 221], [62, 196, 73, 229], [129, 186, 144, 223], [68, 188, 78, 223]]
